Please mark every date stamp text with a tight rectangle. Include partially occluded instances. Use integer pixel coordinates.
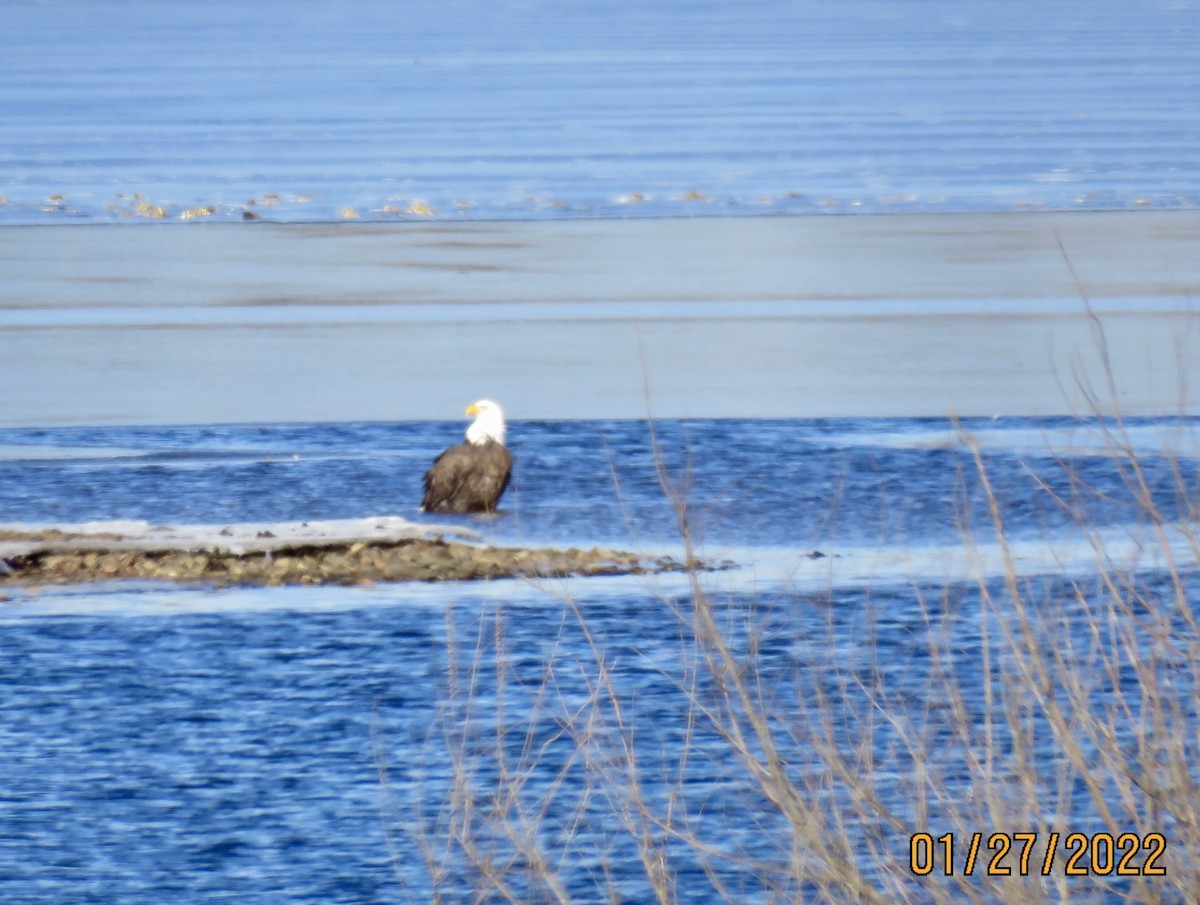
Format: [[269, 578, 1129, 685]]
[[910, 832, 1166, 877]]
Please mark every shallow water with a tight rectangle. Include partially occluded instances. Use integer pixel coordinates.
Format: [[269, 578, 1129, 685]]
[[2, 417, 1199, 902]]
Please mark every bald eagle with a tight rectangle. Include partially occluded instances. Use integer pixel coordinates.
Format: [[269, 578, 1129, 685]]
[[421, 400, 513, 513]]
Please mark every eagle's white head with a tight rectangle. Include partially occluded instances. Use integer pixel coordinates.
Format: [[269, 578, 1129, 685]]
[[464, 399, 506, 446]]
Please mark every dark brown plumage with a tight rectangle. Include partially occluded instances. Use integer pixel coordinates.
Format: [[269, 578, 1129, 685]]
[[420, 400, 513, 513], [421, 440, 512, 513]]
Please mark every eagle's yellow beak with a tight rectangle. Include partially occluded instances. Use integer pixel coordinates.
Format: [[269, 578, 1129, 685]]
[[465, 403, 480, 417]]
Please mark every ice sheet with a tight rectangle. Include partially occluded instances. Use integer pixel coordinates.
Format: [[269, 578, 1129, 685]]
[[2, 215, 1198, 425], [0, 516, 481, 558]]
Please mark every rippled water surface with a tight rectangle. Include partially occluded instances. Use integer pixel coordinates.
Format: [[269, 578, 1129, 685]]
[[3, 417, 1199, 902], [2, 417, 1198, 550], [4, 0, 1199, 221]]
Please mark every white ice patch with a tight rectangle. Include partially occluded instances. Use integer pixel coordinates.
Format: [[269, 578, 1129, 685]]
[[0, 445, 148, 461], [712, 521, 1200, 594], [823, 422, 1200, 460], [0, 516, 481, 559]]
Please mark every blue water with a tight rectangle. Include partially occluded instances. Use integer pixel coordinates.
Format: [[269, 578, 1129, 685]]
[[2, 417, 1196, 550], [4, 0, 1199, 222], [2, 417, 1199, 902]]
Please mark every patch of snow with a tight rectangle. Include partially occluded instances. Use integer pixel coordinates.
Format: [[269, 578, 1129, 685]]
[[0, 516, 481, 558]]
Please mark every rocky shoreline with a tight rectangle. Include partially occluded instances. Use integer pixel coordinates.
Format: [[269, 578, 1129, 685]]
[[0, 519, 705, 588]]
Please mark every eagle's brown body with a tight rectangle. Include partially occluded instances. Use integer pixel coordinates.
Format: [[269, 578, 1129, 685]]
[[421, 438, 513, 513]]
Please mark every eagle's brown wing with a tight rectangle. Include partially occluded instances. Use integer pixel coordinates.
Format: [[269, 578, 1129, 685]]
[[421, 441, 512, 513]]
